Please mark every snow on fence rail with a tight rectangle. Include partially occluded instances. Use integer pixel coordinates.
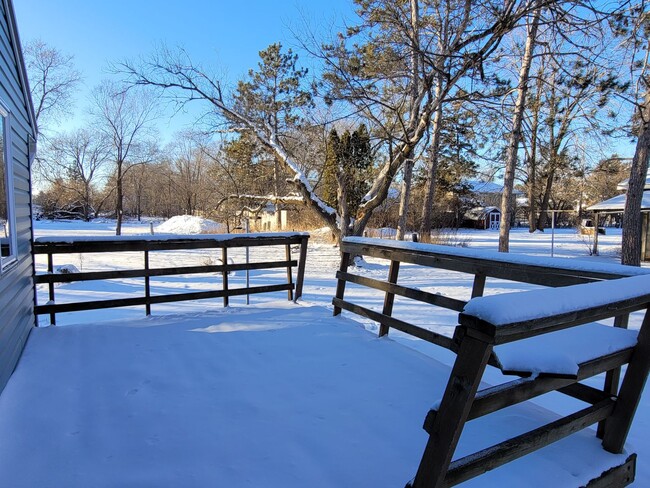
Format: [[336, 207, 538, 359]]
[[333, 237, 650, 487], [33, 233, 309, 325]]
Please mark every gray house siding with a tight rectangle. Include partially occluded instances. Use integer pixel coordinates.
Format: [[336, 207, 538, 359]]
[[0, 0, 37, 393]]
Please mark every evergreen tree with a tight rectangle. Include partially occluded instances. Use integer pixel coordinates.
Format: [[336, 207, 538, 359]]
[[320, 125, 373, 231]]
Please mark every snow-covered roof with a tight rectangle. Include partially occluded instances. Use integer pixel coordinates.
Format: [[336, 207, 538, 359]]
[[464, 180, 523, 195], [587, 191, 650, 212], [464, 206, 500, 220], [617, 176, 650, 191]]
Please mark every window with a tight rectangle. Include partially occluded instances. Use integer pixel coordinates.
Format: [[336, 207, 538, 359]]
[[0, 104, 15, 271]]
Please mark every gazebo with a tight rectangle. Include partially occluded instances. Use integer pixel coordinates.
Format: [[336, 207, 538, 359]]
[[587, 189, 650, 260]]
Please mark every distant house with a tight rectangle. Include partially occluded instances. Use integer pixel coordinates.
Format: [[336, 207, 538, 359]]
[[259, 205, 288, 231], [463, 206, 501, 230], [587, 178, 650, 261], [0, 0, 38, 393], [461, 180, 521, 230], [238, 204, 291, 232]]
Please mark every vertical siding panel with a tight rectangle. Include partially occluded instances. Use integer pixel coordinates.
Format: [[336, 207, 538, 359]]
[[0, 0, 36, 394]]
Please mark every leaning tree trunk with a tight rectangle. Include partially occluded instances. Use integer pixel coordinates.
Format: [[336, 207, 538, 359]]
[[622, 92, 650, 266], [536, 166, 555, 231], [418, 100, 443, 243], [396, 0, 419, 243], [396, 157, 415, 241], [499, 4, 541, 252]]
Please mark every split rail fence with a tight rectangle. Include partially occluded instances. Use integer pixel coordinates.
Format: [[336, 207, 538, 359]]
[[33, 233, 309, 326], [334, 237, 650, 487]]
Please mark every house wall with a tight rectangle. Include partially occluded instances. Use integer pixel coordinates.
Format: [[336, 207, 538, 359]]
[[0, 0, 36, 393]]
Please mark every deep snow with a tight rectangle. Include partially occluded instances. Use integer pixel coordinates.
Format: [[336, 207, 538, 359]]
[[0, 219, 647, 486]]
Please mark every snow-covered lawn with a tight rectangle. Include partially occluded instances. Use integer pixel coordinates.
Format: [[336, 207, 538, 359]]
[[0, 218, 647, 486]]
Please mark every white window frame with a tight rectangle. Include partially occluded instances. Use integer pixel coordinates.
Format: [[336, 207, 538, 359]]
[[0, 100, 16, 273]]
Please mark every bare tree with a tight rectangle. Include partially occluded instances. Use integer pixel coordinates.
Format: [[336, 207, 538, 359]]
[[45, 128, 111, 220], [24, 39, 81, 133], [91, 81, 158, 235], [499, 2, 543, 252], [120, 1, 538, 241]]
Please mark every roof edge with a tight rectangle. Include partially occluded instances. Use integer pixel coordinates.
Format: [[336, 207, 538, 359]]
[[3, 0, 37, 141]]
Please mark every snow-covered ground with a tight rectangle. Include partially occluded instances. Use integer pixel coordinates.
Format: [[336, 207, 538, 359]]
[[1, 218, 647, 486]]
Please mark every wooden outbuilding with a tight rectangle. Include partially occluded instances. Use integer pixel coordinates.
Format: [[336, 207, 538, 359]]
[[587, 191, 650, 261], [463, 206, 501, 230]]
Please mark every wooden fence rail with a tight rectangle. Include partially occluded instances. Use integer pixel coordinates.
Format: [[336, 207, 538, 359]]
[[33, 233, 309, 325], [332, 237, 650, 487]]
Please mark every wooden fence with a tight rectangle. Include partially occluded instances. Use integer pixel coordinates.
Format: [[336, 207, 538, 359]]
[[333, 237, 650, 487], [33, 233, 309, 325]]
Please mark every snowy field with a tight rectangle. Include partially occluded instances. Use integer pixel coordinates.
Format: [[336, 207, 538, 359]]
[[0, 218, 648, 486]]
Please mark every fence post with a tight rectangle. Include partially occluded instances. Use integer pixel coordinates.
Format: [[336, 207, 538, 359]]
[[285, 244, 294, 301], [471, 272, 486, 298], [294, 236, 308, 302], [333, 250, 350, 315], [144, 249, 151, 316], [602, 308, 650, 453], [380, 260, 400, 336], [222, 247, 229, 307], [47, 251, 56, 326], [598, 313, 629, 438]]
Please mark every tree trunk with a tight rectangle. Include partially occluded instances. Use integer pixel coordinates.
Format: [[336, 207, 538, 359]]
[[115, 162, 123, 236], [336, 171, 350, 243], [397, 157, 415, 241], [498, 4, 541, 252], [527, 72, 542, 233], [622, 92, 650, 266], [536, 167, 555, 231], [419, 99, 443, 243]]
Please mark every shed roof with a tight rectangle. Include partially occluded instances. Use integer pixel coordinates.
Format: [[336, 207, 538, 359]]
[[464, 180, 523, 195], [616, 176, 650, 191], [464, 206, 500, 220], [587, 191, 650, 212]]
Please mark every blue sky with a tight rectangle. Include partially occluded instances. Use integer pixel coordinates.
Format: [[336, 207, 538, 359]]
[[14, 0, 356, 140], [14, 1, 636, 161]]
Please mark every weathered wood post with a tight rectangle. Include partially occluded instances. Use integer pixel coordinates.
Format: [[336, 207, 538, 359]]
[[294, 235, 308, 301], [47, 250, 56, 325], [333, 250, 351, 316], [409, 328, 493, 488], [380, 260, 401, 336], [144, 249, 151, 316], [602, 307, 650, 453], [285, 244, 294, 301], [222, 247, 229, 307]]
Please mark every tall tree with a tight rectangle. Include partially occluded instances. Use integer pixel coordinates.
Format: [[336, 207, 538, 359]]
[[499, 1, 542, 252], [321, 125, 374, 233], [24, 39, 81, 133], [91, 81, 158, 235], [617, 4, 650, 265], [121, 1, 538, 241], [323, 0, 539, 239]]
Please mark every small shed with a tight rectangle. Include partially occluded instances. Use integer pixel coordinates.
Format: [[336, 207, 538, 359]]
[[463, 206, 501, 230], [587, 191, 650, 261]]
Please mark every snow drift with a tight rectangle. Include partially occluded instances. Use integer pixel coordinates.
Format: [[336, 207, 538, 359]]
[[154, 215, 226, 235]]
